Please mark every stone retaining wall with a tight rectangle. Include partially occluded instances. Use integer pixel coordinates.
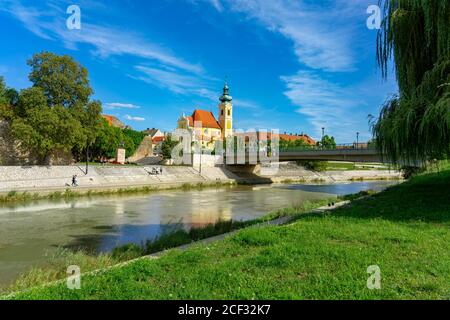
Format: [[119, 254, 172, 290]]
[[0, 165, 239, 193]]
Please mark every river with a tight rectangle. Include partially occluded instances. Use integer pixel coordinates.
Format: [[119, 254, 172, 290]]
[[0, 180, 399, 286]]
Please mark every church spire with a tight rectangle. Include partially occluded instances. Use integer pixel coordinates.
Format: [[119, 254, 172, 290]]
[[219, 81, 232, 103]]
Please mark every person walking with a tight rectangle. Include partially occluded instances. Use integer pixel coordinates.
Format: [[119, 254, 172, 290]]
[[72, 175, 78, 187]]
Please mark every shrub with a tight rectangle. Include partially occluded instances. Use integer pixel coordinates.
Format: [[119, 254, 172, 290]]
[[297, 160, 328, 172]]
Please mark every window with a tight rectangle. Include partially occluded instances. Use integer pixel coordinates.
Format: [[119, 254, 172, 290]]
[[221, 109, 224, 116], [228, 109, 231, 116]]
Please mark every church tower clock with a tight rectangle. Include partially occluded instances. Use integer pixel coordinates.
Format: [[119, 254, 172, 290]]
[[219, 82, 233, 139]]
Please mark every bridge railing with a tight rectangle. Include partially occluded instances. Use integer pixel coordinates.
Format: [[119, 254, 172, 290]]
[[280, 143, 376, 152]]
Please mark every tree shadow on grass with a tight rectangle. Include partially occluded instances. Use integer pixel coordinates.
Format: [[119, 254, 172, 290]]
[[300, 171, 450, 223]]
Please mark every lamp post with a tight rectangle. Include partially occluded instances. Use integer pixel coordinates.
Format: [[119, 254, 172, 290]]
[[199, 143, 203, 174], [85, 141, 89, 175], [321, 127, 325, 149]]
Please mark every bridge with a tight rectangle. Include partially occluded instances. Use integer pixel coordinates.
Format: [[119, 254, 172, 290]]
[[224, 144, 383, 164], [278, 147, 381, 163]]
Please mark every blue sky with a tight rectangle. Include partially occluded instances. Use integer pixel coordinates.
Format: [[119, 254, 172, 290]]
[[0, 0, 397, 142]]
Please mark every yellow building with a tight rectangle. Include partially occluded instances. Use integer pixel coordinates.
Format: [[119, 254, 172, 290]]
[[177, 83, 234, 148]]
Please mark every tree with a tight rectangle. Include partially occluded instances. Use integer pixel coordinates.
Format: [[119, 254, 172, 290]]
[[318, 135, 336, 149], [7, 52, 103, 164], [27, 52, 93, 109], [0, 77, 8, 106], [10, 88, 84, 163], [89, 120, 146, 161], [161, 135, 179, 159], [0, 77, 18, 120], [279, 138, 312, 150], [373, 1, 450, 164], [123, 128, 145, 158]]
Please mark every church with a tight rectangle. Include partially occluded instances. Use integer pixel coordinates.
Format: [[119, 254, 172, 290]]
[[177, 82, 233, 149]]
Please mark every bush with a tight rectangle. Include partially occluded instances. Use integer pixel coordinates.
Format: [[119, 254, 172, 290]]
[[297, 160, 328, 172], [401, 166, 425, 179], [111, 243, 144, 260]]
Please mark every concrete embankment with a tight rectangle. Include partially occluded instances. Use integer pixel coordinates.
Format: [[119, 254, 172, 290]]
[[0, 163, 402, 195], [0, 165, 240, 195], [249, 161, 403, 183], [266, 169, 403, 183]]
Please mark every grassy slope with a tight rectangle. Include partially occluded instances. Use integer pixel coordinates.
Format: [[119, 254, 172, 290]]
[[7, 170, 450, 300]]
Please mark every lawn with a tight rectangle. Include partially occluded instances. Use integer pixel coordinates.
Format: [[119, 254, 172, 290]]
[[325, 161, 391, 171], [5, 169, 450, 300]]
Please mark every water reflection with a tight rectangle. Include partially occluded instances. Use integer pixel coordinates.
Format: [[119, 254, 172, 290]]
[[0, 181, 399, 286]]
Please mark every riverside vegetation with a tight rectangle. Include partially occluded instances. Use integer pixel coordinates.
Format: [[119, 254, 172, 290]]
[[3, 163, 450, 299], [1, 198, 332, 295], [0, 181, 238, 205]]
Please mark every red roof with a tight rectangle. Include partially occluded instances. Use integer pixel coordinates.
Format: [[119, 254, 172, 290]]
[[102, 115, 114, 126], [190, 110, 221, 130], [102, 114, 126, 129], [152, 136, 165, 143], [279, 134, 316, 145], [234, 132, 316, 146]]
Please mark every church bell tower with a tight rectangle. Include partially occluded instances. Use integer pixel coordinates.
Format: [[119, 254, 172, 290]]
[[219, 82, 233, 138]]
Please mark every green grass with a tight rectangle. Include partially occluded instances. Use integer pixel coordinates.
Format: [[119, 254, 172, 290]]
[[4, 170, 450, 300], [325, 162, 393, 171], [1, 198, 331, 296]]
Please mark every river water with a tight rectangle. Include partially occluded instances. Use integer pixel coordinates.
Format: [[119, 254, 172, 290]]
[[0, 181, 398, 286]]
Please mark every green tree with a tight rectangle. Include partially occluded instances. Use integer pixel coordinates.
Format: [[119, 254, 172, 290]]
[[0, 76, 8, 106], [10, 88, 84, 163], [161, 135, 179, 159], [89, 120, 145, 161], [373, 1, 450, 163], [91, 119, 123, 159], [318, 135, 336, 149], [12, 52, 103, 163], [123, 128, 145, 158], [27, 52, 93, 109], [0, 77, 18, 119], [279, 138, 312, 150]]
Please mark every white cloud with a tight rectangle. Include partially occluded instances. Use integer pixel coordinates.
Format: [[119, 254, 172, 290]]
[[234, 99, 261, 109], [206, 0, 359, 72], [281, 71, 368, 141], [105, 102, 141, 109], [133, 65, 218, 99], [189, 0, 223, 12], [208, 0, 224, 11], [2, 0, 203, 74], [124, 114, 145, 121]]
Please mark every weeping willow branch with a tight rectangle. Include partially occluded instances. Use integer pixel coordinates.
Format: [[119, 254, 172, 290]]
[[373, 0, 450, 164]]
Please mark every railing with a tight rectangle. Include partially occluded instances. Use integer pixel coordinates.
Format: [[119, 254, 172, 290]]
[[280, 143, 375, 152]]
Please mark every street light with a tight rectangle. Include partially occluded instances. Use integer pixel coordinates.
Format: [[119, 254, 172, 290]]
[[321, 127, 325, 149], [85, 140, 90, 175]]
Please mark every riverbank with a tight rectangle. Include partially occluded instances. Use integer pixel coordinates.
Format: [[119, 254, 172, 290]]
[[1, 198, 334, 295], [4, 168, 450, 299], [0, 164, 402, 204]]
